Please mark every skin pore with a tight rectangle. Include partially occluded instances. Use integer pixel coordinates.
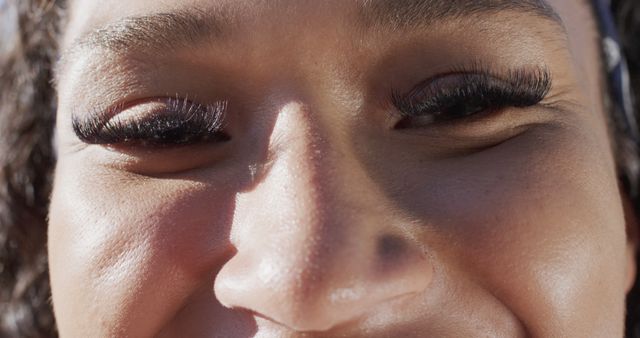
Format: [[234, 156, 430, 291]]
[[49, 0, 638, 337]]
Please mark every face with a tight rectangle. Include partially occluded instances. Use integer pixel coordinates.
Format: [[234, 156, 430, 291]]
[[49, 0, 638, 337]]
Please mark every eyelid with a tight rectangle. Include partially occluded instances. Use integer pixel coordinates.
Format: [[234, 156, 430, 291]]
[[390, 65, 552, 127], [71, 96, 229, 146], [394, 66, 551, 109]]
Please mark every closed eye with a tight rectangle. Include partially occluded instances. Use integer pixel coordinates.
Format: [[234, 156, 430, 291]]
[[392, 66, 552, 129], [72, 97, 230, 148]]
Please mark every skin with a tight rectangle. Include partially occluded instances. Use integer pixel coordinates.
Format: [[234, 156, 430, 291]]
[[49, 0, 639, 337]]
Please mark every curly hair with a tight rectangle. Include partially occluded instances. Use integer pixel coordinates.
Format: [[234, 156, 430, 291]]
[[0, 0, 638, 337], [0, 0, 62, 336], [613, 0, 640, 336]]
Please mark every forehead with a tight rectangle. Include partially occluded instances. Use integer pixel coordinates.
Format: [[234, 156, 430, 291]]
[[56, 0, 602, 107], [63, 0, 586, 42], [60, 0, 600, 94], [61, 0, 597, 63], [58, 0, 602, 116]]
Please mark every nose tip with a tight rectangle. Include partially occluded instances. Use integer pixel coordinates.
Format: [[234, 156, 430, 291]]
[[214, 233, 433, 332], [212, 101, 432, 331]]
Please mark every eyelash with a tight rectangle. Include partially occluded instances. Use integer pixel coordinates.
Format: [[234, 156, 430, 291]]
[[72, 67, 551, 147], [391, 66, 552, 128], [72, 97, 229, 147]]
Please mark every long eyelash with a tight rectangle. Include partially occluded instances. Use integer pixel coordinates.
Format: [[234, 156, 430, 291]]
[[392, 66, 552, 118], [72, 97, 228, 146]]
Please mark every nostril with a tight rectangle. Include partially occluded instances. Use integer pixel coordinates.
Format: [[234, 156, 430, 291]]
[[215, 232, 433, 333], [377, 234, 407, 259], [377, 234, 413, 272]]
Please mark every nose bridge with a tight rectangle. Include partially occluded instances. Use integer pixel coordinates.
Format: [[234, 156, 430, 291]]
[[262, 102, 380, 292], [267, 102, 347, 232], [226, 100, 373, 290], [214, 102, 432, 332]]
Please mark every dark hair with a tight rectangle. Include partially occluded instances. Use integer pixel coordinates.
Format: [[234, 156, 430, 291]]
[[0, 0, 638, 336], [612, 0, 640, 336], [0, 0, 62, 336]]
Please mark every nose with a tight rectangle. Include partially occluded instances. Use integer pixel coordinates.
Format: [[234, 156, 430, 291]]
[[214, 103, 433, 332]]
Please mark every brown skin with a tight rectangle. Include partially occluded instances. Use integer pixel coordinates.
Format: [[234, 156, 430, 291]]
[[49, 0, 638, 337]]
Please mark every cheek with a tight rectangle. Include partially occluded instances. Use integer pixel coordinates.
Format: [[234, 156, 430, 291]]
[[391, 122, 627, 335], [48, 162, 236, 337]]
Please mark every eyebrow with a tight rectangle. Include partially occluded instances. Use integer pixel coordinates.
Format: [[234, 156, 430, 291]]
[[65, 8, 228, 54], [54, 8, 229, 83], [56, 0, 563, 78], [358, 0, 562, 30]]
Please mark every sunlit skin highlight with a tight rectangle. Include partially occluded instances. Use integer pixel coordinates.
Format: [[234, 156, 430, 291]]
[[49, 0, 638, 337]]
